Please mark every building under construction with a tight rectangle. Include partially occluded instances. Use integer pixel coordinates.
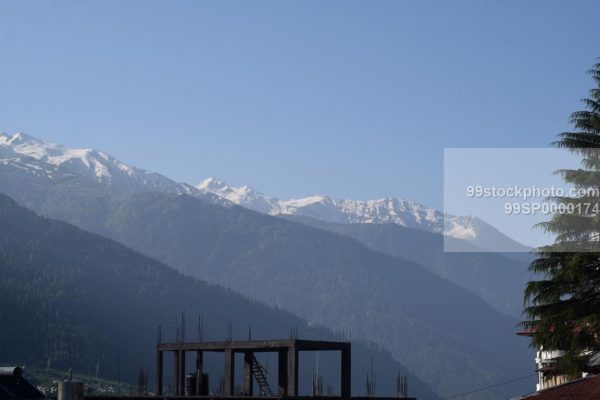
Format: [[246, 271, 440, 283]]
[[156, 339, 351, 397], [85, 337, 414, 400]]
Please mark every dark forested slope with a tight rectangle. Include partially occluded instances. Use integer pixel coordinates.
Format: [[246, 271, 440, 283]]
[[0, 194, 437, 399], [281, 215, 535, 318]]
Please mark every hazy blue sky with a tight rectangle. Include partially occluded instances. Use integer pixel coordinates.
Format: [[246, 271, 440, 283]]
[[1, 0, 599, 208]]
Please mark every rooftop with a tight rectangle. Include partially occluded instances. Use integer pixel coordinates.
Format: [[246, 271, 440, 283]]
[[515, 374, 600, 400], [157, 339, 351, 352]]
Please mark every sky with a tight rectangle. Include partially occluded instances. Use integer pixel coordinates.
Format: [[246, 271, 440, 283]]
[[1, 0, 599, 209]]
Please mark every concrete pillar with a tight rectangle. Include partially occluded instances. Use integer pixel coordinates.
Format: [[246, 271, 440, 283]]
[[278, 350, 288, 395], [341, 347, 351, 398], [287, 347, 298, 396], [156, 350, 163, 395], [174, 351, 180, 395], [224, 349, 235, 396], [195, 351, 204, 395], [180, 351, 187, 396], [243, 352, 254, 396]]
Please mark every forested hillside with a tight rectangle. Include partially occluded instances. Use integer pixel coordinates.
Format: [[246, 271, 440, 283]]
[[93, 193, 533, 400], [282, 215, 535, 318], [0, 194, 438, 399]]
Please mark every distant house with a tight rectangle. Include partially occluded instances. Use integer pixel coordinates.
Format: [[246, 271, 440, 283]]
[[517, 328, 600, 392], [513, 373, 600, 400], [0, 367, 45, 399]]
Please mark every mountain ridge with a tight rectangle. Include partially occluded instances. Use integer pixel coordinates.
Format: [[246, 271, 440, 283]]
[[0, 132, 223, 203], [196, 177, 531, 252], [0, 132, 529, 252], [280, 214, 535, 318]]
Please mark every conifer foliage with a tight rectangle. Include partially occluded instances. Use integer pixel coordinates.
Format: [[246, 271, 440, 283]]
[[524, 59, 600, 376]]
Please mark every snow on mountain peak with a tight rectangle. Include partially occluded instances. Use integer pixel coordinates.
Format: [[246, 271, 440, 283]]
[[197, 177, 230, 192], [7, 132, 43, 146], [196, 178, 274, 212], [194, 177, 530, 251], [1, 133, 110, 177], [195, 178, 446, 228], [0, 132, 212, 198]]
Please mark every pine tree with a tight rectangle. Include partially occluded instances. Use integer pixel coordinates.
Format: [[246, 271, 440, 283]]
[[523, 58, 600, 376]]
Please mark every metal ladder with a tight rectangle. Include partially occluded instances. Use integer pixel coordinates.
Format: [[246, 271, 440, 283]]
[[252, 355, 274, 396]]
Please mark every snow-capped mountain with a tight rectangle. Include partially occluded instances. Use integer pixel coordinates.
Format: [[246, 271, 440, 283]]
[[197, 177, 448, 226], [0, 132, 221, 202], [0, 132, 528, 252], [197, 177, 531, 252]]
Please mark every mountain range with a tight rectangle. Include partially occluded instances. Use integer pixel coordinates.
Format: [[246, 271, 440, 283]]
[[196, 177, 531, 253], [0, 132, 534, 318], [0, 132, 536, 399], [0, 132, 528, 253]]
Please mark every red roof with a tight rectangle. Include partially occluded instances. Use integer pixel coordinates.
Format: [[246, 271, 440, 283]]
[[516, 325, 584, 337], [517, 327, 537, 336], [517, 374, 600, 400]]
